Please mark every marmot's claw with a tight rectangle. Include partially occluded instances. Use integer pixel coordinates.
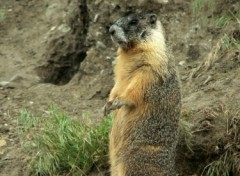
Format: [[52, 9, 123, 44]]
[[103, 99, 125, 116], [103, 101, 112, 116]]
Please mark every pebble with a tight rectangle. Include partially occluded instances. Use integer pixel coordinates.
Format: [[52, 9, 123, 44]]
[[0, 81, 10, 87], [0, 81, 17, 89], [0, 139, 7, 147], [58, 24, 71, 33], [50, 26, 57, 31], [179, 60, 186, 66], [96, 41, 106, 48], [93, 14, 99, 23]]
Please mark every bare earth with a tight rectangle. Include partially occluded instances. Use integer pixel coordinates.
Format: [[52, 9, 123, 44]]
[[0, 0, 239, 175]]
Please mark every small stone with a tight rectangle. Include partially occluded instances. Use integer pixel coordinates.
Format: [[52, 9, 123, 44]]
[[181, 75, 188, 81], [96, 41, 106, 48], [154, 0, 169, 3], [0, 81, 17, 88], [179, 61, 186, 66], [93, 14, 99, 23], [50, 26, 56, 31], [0, 81, 10, 87], [0, 139, 7, 147], [58, 24, 71, 33]]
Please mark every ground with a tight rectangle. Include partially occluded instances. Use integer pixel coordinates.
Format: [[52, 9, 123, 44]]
[[0, 0, 239, 175]]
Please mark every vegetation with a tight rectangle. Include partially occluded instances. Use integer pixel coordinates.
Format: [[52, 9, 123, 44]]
[[192, 0, 240, 49], [203, 150, 240, 176], [192, 0, 216, 17], [18, 105, 113, 175], [17, 107, 240, 176], [14, 2, 240, 176], [188, 3, 240, 170], [179, 118, 194, 153], [0, 8, 5, 22], [202, 106, 240, 176], [202, 112, 240, 176]]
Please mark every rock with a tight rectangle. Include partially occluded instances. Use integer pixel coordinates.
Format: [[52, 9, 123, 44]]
[[96, 41, 106, 49], [179, 60, 186, 66], [0, 139, 7, 147], [0, 81, 10, 87], [0, 81, 17, 89], [57, 24, 71, 33]]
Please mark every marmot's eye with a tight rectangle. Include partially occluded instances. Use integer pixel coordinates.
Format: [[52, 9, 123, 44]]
[[129, 19, 138, 25]]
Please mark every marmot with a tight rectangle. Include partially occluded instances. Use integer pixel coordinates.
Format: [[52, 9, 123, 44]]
[[104, 13, 181, 176]]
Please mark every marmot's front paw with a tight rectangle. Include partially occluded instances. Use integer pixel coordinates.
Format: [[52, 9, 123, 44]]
[[103, 101, 113, 116], [103, 99, 126, 116]]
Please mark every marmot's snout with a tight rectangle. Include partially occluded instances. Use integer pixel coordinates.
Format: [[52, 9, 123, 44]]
[[109, 24, 127, 47]]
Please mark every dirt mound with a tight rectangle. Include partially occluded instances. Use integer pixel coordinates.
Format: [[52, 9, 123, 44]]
[[0, 0, 239, 175]]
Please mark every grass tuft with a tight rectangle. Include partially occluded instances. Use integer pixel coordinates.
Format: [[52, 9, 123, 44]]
[[202, 147, 240, 176], [18, 105, 113, 175], [0, 9, 5, 23], [201, 108, 240, 176], [214, 16, 231, 28], [192, 0, 216, 17], [179, 119, 194, 153]]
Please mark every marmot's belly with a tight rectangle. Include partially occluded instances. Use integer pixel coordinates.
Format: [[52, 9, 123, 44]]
[[110, 107, 179, 153], [110, 111, 177, 175]]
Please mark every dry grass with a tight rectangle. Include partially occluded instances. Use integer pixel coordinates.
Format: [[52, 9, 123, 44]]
[[189, 0, 240, 82], [179, 103, 240, 176], [188, 40, 221, 81], [198, 105, 240, 176]]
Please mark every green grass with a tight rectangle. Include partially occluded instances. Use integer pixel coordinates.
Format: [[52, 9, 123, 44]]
[[214, 16, 231, 28], [192, 0, 218, 29], [0, 9, 5, 23], [179, 119, 194, 153], [221, 33, 240, 49], [191, 0, 240, 58], [192, 0, 216, 16], [191, 0, 238, 29], [18, 105, 113, 175]]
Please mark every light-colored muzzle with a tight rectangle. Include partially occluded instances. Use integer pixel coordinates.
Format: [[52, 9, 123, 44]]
[[109, 24, 127, 46]]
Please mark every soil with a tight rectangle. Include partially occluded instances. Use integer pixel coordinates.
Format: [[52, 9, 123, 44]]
[[0, 0, 239, 175]]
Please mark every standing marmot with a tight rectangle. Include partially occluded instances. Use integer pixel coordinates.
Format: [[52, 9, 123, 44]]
[[104, 13, 181, 176]]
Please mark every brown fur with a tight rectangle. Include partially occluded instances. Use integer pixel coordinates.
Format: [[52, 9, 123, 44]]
[[104, 14, 181, 176]]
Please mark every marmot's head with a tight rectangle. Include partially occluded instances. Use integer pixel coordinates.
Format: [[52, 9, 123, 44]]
[[109, 13, 164, 51]]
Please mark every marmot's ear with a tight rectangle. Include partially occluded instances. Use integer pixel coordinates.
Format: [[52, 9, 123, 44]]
[[149, 14, 157, 25]]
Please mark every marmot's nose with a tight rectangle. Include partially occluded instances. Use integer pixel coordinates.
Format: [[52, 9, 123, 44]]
[[109, 25, 117, 36]]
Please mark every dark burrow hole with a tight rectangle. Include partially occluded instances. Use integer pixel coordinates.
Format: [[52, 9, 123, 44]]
[[36, 52, 86, 85]]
